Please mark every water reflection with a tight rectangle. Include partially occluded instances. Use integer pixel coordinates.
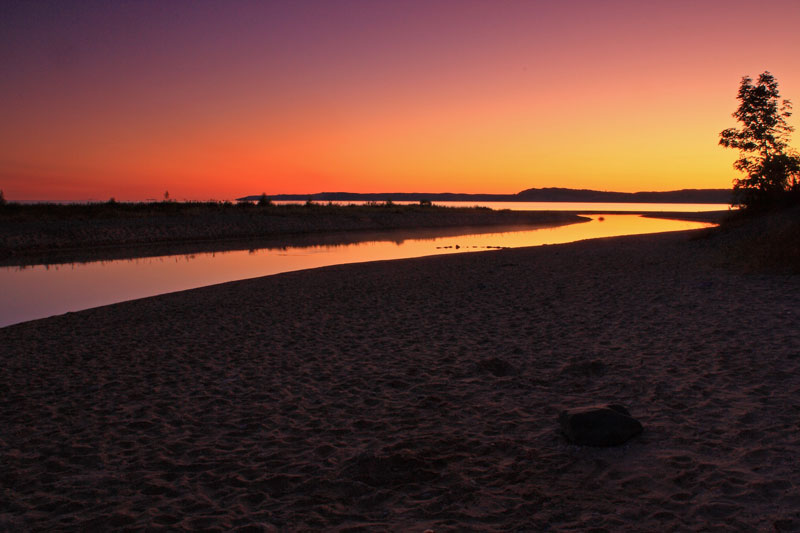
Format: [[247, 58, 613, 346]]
[[0, 215, 714, 327], [3, 221, 579, 269]]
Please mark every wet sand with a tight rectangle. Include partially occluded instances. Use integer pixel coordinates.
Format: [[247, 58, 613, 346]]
[[3, 227, 799, 531]]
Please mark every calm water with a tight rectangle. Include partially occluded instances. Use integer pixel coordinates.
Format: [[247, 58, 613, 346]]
[[0, 214, 717, 328]]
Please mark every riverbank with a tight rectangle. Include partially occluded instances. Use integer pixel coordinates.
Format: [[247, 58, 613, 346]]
[[2, 221, 798, 530], [0, 202, 586, 266]]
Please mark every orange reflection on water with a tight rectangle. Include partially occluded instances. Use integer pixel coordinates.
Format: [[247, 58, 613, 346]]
[[263, 214, 712, 265], [0, 215, 713, 327]]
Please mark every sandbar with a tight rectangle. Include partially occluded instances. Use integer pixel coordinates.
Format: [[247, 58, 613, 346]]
[[2, 227, 798, 530]]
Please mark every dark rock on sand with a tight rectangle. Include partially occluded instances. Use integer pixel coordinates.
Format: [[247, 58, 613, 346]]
[[559, 404, 643, 446]]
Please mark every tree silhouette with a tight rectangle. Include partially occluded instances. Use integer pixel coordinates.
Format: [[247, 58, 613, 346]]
[[719, 71, 800, 209], [258, 192, 272, 206]]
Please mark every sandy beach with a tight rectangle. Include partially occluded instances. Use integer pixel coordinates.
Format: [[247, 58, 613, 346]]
[[3, 228, 800, 531]]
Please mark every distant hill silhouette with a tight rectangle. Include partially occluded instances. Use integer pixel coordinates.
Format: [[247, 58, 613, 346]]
[[238, 188, 732, 204]]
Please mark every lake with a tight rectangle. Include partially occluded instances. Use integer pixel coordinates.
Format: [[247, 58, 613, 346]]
[[0, 213, 717, 328]]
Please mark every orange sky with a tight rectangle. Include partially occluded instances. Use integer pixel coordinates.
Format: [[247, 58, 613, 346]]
[[1, 1, 799, 201]]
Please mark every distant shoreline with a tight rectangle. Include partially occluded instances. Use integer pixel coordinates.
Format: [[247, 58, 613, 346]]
[[238, 187, 732, 204]]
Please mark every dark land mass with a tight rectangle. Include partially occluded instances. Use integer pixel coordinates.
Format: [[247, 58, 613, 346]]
[[0, 202, 586, 266], [709, 205, 800, 273], [639, 211, 730, 223], [239, 187, 733, 204]]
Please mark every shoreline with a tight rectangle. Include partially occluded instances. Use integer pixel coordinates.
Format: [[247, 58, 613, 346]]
[[0, 204, 586, 266], [0, 207, 729, 268], [3, 227, 799, 530], [0, 220, 586, 269]]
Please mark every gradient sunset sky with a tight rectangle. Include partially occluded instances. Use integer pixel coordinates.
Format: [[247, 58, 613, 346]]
[[2, 0, 799, 201]]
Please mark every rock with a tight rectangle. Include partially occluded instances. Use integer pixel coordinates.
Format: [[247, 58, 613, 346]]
[[558, 404, 643, 446]]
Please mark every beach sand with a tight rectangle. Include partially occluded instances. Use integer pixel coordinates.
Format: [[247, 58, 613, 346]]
[[2, 229, 800, 531]]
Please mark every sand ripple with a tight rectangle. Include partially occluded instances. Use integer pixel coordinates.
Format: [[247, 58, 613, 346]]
[[2, 231, 800, 530]]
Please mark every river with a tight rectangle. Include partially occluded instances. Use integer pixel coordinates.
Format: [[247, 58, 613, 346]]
[[0, 211, 720, 327]]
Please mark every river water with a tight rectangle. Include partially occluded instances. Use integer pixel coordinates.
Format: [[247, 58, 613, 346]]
[[0, 211, 720, 327]]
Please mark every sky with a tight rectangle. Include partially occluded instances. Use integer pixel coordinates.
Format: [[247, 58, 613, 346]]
[[1, 0, 799, 201]]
